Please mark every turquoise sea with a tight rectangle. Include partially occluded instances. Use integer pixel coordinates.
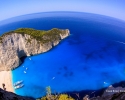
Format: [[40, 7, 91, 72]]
[[0, 12, 125, 98]]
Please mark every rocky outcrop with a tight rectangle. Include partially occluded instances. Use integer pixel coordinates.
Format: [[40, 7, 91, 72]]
[[90, 92, 125, 100], [0, 29, 70, 71], [89, 86, 125, 100], [0, 88, 35, 100]]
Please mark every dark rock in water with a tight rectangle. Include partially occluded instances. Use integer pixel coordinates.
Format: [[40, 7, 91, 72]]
[[0, 88, 35, 100]]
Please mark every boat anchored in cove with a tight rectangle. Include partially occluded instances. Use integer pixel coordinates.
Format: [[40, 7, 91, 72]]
[[14, 84, 24, 89], [13, 80, 24, 89], [13, 80, 23, 86]]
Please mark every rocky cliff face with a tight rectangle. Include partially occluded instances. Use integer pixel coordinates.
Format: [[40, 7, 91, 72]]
[[0, 29, 70, 71], [90, 86, 125, 100], [0, 88, 35, 100]]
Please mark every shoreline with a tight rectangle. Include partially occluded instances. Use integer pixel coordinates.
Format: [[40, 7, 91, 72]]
[[0, 71, 14, 93]]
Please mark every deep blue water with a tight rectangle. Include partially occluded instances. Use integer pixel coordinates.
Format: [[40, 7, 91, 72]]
[[1, 12, 125, 98]]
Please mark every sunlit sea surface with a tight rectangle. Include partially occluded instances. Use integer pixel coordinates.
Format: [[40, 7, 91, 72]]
[[0, 12, 125, 98]]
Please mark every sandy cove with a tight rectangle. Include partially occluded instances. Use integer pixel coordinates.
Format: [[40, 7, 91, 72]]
[[0, 71, 14, 92]]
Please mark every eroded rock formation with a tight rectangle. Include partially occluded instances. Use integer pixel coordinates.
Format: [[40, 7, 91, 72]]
[[0, 29, 70, 71]]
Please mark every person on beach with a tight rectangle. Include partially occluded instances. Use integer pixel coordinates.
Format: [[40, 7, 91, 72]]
[[2, 83, 6, 90]]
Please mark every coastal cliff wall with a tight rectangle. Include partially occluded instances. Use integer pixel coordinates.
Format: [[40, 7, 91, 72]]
[[0, 29, 70, 71]]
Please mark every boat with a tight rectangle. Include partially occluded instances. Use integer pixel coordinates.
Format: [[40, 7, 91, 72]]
[[14, 84, 24, 89], [24, 71, 26, 73], [104, 82, 107, 84], [29, 58, 31, 60], [13, 80, 23, 86], [52, 77, 55, 80]]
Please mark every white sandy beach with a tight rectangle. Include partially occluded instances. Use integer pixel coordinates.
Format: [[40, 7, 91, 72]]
[[0, 71, 14, 92]]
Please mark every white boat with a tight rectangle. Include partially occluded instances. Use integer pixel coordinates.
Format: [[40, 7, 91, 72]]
[[29, 58, 31, 60], [104, 82, 107, 84], [52, 77, 55, 80], [13, 80, 23, 86], [14, 84, 24, 89], [24, 71, 26, 73]]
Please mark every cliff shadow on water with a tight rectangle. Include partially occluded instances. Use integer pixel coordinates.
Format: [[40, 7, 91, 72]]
[[20, 56, 28, 64], [20, 54, 33, 63]]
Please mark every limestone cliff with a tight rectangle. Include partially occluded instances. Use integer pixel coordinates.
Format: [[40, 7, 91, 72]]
[[0, 28, 70, 71]]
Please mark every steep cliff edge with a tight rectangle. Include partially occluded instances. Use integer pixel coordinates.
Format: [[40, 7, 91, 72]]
[[0, 28, 70, 71], [0, 88, 35, 100]]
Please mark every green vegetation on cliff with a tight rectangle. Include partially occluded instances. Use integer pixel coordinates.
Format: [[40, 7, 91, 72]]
[[37, 86, 74, 100], [0, 28, 68, 44], [37, 94, 75, 100]]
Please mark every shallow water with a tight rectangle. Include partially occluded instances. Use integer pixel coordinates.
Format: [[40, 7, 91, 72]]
[[1, 12, 125, 98]]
